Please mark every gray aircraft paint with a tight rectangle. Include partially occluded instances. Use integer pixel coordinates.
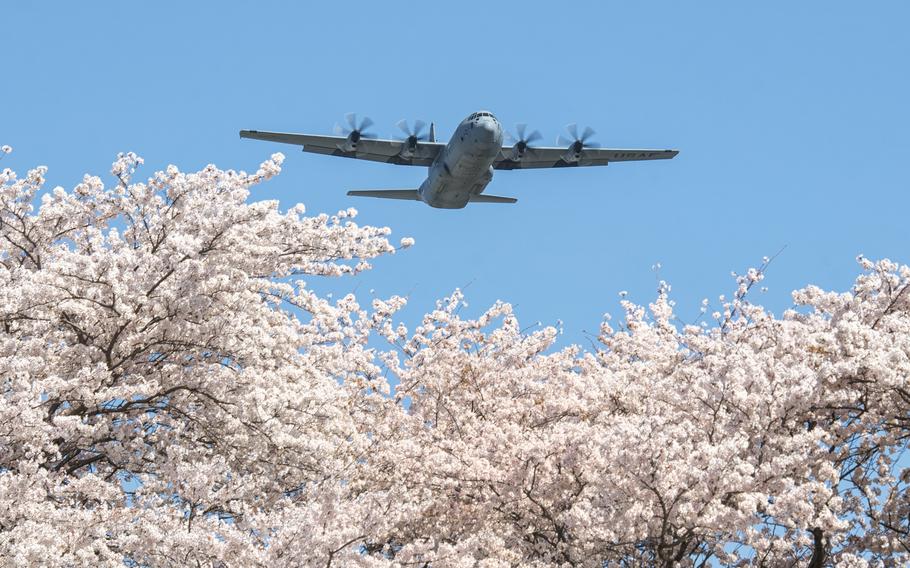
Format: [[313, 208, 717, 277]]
[[239, 111, 678, 209], [419, 111, 503, 209]]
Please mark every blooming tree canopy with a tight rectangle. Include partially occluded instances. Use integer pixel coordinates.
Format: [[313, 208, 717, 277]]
[[0, 150, 907, 566]]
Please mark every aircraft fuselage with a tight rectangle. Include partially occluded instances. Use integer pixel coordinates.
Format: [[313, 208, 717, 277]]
[[239, 111, 680, 207], [419, 111, 503, 209]]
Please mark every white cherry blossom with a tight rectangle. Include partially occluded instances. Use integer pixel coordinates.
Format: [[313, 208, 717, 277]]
[[0, 149, 907, 566]]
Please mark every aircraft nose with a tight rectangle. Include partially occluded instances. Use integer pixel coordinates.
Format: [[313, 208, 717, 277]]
[[477, 118, 501, 142]]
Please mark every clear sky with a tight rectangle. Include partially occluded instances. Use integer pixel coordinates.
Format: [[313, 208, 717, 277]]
[[6, 1, 909, 343]]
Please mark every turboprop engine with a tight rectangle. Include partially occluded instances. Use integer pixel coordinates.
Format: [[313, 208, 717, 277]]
[[333, 113, 376, 152], [557, 123, 599, 163]]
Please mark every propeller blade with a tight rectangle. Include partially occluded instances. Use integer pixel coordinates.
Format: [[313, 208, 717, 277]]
[[413, 120, 426, 139], [396, 119, 411, 137], [515, 123, 527, 140], [395, 119, 429, 141], [509, 123, 542, 150], [558, 123, 597, 149], [359, 116, 374, 132], [345, 113, 358, 132], [333, 123, 346, 137]]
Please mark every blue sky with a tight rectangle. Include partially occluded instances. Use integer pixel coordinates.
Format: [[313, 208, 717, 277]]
[[6, 2, 909, 343]]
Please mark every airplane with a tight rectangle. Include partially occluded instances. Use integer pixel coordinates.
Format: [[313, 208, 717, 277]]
[[239, 111, 678, 209]]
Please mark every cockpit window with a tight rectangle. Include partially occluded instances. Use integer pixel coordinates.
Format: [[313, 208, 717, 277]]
[[470, 112, 497, 121]]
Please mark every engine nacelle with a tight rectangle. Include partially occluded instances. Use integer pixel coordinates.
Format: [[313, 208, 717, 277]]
[[338, 130, 362, 153], [506, 141, 529, 162], [561, 139, 585, 163], [398, 136, 419, 159]]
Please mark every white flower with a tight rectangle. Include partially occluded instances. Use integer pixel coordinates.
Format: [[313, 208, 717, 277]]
[[1, 147, 907, 564]]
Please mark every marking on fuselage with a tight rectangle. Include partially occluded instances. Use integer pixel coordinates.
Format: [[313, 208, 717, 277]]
[[612, 152, 661, 159]]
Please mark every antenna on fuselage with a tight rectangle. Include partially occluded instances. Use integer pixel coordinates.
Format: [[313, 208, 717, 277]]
[[429, 122, 436, 143]]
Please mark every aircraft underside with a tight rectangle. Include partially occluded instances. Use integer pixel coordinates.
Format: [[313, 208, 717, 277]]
[[239, 110, 678, 208], [420, 149, 498, 209], [418, 113, 503, 208]]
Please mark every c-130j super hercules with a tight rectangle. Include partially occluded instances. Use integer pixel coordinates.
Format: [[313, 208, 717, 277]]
[[240, 111, 678, 209]]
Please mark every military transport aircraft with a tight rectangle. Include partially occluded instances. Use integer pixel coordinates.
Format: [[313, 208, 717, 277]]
[[239, 111, 678, 209]]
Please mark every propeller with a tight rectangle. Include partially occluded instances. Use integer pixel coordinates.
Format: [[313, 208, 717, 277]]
[[333, 113, 377, 142], [394, 119, 429, 144], [556, 123, 600, 153], [506, 123, 543, 156]]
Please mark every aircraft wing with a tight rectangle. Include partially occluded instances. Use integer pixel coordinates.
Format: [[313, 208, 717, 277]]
[[493, 147, 678, 170], [239, 130, 445, 166]]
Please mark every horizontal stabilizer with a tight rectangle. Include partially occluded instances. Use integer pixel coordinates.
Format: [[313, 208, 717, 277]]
[[468, 194, 518, 204], [346, 189, 421, 201]]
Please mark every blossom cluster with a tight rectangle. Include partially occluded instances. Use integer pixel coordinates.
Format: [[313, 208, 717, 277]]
[[0, 151, 906, 566]]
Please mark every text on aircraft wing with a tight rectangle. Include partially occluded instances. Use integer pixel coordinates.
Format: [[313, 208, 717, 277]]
[[493, 147, 679, 170], [239, 130, 445, 166]]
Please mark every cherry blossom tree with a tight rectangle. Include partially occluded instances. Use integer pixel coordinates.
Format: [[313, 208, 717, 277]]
[[372, 271, 909, 566], [0, 148, 907, 566], [0, 149, 410, 566]]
